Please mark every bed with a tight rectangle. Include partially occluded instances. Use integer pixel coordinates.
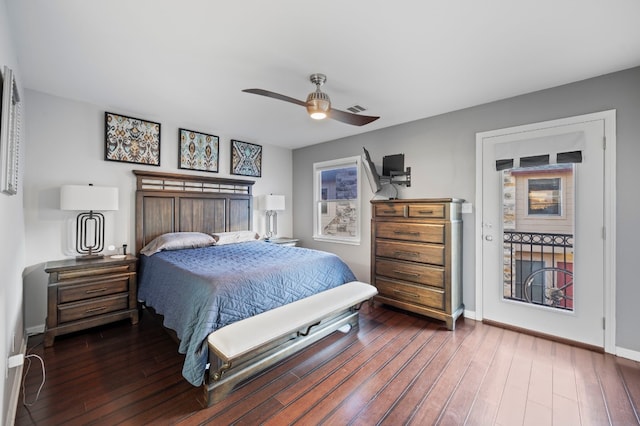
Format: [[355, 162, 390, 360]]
[[133, 170, 357, 387]]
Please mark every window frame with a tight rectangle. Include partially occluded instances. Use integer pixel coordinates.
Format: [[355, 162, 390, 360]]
[[312, 155, 361, 245]]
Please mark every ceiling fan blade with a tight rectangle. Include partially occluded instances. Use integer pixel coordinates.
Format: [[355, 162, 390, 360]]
[[328, 108, 380, 126], [242, 88, 306, 107]]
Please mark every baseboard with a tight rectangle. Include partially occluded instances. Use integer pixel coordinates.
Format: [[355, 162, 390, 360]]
[[5, 336, 26, 426], [26, 324, 45, 336], [616, 346, 640, 362], [463, 309, 477, 320]]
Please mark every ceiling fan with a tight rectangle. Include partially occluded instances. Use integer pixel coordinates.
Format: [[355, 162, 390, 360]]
[[242, 73, 380, 126]]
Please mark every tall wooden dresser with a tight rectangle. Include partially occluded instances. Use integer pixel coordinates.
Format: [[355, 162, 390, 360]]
[[371, 198, 463, 329]]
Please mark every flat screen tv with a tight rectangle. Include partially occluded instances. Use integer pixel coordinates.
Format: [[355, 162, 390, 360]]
[[362, 147, 382, 193], [383, 153, 404, 177]]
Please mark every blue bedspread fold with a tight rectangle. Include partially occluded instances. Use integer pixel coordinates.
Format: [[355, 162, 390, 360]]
[[137, 241, 356, 385]]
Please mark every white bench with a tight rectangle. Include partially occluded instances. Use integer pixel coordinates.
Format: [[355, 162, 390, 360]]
[[203, 281, 377, 405]]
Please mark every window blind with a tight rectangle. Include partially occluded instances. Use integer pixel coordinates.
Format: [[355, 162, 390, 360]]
[[494, 131, 584, 171]]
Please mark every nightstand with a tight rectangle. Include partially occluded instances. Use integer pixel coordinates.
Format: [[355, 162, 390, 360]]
[[266, 237, 299, 247], [44, 255, 139, 347]]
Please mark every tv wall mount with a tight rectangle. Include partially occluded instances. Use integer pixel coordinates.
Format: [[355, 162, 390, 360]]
[[382, 167, 411, 187]]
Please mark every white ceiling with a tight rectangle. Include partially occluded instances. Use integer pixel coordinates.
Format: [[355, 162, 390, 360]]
[[6, 0, 640, 149]]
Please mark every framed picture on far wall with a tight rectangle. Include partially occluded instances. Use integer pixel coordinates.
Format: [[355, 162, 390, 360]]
[[179, 128, 219, 172], [231, 139, 262, 177], [105, 112, 161, 166]]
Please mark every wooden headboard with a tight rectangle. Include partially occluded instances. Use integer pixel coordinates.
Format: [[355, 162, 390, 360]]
[[133, 170, 255, 253]]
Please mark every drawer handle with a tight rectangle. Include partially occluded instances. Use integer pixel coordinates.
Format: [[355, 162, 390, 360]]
[[85, 306, 108, 314], [382, 210, 397, 214], [85, 288, 108, 294], [417, 210, 435, 214], [394, 251, 419, 258], [393, 289, 420, 299], [392, 270, 420, 278], [393, 231, 420, 236]]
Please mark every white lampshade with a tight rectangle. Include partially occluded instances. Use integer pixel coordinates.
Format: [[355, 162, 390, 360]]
[[260, 194, 285, 211], [61, 185, 119, 211]]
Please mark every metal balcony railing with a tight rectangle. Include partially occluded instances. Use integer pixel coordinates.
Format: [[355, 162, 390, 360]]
[[503, 231, 574, 311]]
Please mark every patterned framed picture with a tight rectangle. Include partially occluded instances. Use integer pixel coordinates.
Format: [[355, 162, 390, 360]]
[[179, 128, 219, 173], [105, 112, 160, 165], [231, 139, 262, 177]]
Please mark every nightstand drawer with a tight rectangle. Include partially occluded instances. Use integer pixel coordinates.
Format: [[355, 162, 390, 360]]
[[58, 274, 130, 304], [57, 264, 132, 281], [376, 278, 445, 310], [58, 293, 129, 323], [375, 222, 445, 244], [375, 258, 444, 288], [376, 240, 444, 265]]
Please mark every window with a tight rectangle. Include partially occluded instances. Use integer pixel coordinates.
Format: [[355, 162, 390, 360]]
[[313, 156, 361, 244], [528, 177, 561, 215]]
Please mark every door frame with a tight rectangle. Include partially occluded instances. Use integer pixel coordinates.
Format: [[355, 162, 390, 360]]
[[474, 110, 617, 353]]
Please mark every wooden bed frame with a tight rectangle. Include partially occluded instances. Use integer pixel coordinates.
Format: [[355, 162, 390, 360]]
[[133, 170, 373, 407], [134, 169, 255, 253]]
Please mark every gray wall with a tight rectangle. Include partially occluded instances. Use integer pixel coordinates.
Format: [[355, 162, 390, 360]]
[[0, 0, 26, 422], [292, 66, 640, 353]]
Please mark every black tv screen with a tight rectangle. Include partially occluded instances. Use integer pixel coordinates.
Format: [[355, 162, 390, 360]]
[[383, 153, 404, 177]]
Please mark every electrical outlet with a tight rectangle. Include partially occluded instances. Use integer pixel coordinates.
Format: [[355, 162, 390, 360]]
[[8, 354, 24, 369]]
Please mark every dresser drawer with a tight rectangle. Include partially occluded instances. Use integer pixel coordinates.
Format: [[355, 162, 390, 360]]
[[374, 203, 446, 219], [58, 274, 130, 304], [376, 239, 445, 266], [376, 278, 445, 310], [375, 258, 444, 288], [408, 203, 445, 219], [58, 293, 129, 323], [374, 203, 405, 217], [375, 222, 445, 244]]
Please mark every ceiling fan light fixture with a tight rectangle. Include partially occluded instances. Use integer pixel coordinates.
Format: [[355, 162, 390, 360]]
[[242, 72, 380, 126], [306, 89, 331, 120]]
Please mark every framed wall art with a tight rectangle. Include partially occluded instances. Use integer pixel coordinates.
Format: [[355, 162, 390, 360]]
[[231, 139, 262, 177], [0, 66, 21, 195], [179, 128, 219, 172], [105, 112, 160, 165]]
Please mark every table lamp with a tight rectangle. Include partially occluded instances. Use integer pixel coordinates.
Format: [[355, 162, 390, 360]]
[[60, 184, 119, 259], [259, 194, 285, 240]]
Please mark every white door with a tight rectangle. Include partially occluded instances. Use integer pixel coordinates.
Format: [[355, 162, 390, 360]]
[[478, 114, 610, 348]]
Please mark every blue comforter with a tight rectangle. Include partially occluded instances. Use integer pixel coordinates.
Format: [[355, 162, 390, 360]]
[[137, 241, 356, 385]]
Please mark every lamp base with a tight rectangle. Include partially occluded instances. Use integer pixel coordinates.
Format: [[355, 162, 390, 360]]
[[75, 254, 105, 261]]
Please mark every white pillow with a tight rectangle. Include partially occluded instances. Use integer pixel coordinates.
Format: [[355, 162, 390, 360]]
[[211, 230, 260, 245], [140, 232, 216, 256]]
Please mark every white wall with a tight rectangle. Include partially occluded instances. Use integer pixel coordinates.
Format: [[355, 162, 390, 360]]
[[293, 66, 640, 355], [0, 0, 26, 423], [22, 89, 293, 331]]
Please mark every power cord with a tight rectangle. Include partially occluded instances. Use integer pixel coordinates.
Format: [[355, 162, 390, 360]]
[[22, 353, 46, 407]]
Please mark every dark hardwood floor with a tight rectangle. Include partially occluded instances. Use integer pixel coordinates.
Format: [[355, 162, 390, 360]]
[[15, 303, 640, 425]]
